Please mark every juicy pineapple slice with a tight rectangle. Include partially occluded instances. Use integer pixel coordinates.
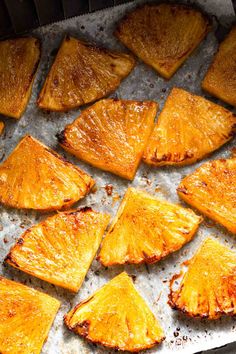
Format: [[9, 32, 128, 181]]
[[98, 188, 201, 266], [58, 99, 157, 180], [115, 3, 210, 79], [143, 87, 236, 166], [168, 238, 236, 319], [0, 276, 60, 354], [177, 158, 236, 233], [37, 36, 135, 111], [0, 122, 4, 135], [64, 272, 165, 352], [0, 37, 40, 119], [0, 135, 94, 211], [202, 26, 236, 107], [5, 208, 110, 292]]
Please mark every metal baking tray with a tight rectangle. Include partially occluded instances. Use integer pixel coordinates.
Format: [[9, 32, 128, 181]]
[[0, 1, 235, 353]]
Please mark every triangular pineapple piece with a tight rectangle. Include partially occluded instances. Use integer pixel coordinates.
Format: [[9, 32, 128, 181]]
[[57, 99, 157, 180], [0, 276, 60, 354], [168, 238, 236, 319], [98, 188, 201, 266], [0, 37, 40, 119], [0, 122, 4, 135], [64, 272, 165, 351], [115, 4, 210, 79], [143, 88, 236, 166], [177, 158, 236, 233], [5, 208, 110, 292], [202, 26, 236, 107], [0, 135, 94, 211], [37, 36, 135, 111]]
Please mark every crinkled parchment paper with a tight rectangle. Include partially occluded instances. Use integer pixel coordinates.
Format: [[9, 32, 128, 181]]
[[0, 1, 236, 353]]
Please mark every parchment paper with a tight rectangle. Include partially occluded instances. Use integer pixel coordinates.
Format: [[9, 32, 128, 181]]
[[0, 1, 235, 353]]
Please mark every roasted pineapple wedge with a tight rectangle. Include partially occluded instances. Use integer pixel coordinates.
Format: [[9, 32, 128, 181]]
[[143, 88, 236, 166], [58, 99, 157, 180], [0, 37, 40, 119], [98, 188, 201, 266], [37, 36, 135, 111], [168, 238, 236, 319], [0, 276, 60, 354], [0, 135, 94, 211], [115, 3, 210, 79], [5, 208, 110, 292], [177, 158, 236, 233], [202, 26, 236, 107], [64, 272, 165, 352], [0, 122, 4, 135]]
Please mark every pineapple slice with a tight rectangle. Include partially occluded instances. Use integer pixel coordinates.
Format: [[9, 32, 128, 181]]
[[202, 26, 236, 107], [0, 135, 94, 211], [98, 188, 201, 266], [58, 99, 157, 180], [168, 238, 236, 319], [143, 87, 236, 166], [177, 158, 236, 233], [0, 276, 60, 354], [0, 122, 4, 135], [0, 37, 40, 119], [37, 36, 135, 111], [115, 3, 210, 79], [64, 272, 165, 352], [5, 208, 110, 292]]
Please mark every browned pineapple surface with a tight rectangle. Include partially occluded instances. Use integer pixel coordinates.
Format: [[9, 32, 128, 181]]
[[0, 135, 94, 211], [64, 272, 165, 352], [0, 37, 40, 119], [58, 99, 157, 180], [143, 88, 236, 166], [0, 122, 4, 135], [115, 3, 210, 79], [0, 276, 60, 354], [202, 26, 236, 106], [169, 238, 236, 319], [177, 158, 236, 233], [5, 208, 110, 292], [98, 188, 201, 266], [37, 36, 135, 111]]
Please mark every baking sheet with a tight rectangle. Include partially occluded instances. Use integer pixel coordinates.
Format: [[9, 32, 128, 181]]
[[0, 1, 236, 353]]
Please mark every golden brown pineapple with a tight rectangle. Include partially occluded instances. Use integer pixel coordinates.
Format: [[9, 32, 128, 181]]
[[0, 135, 94, 211], [5, 208, 110, 292], [0, 37, 40, 119], [177, 158, 236, 233], [0, 276, 60, 354], [37, 36, 135, 111], [168, 238, 236, 319], [143, 88, 236, 166], [0, 122, 4, 135], [98, 188, 201, 266], [202, 26, 236, 106], [115, 3, 210, 79], [64, 272, 165, 352], [58, 99, 157, 180]]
